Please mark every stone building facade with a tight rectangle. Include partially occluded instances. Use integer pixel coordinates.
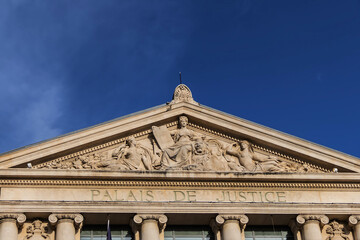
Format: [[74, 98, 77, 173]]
[[1, 84, 360, 240]]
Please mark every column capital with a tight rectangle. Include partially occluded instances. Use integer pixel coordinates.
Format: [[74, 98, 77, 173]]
[[349, 215, 360, 227], [211, 214, 249, 235], [131, 214, 168, 240], [0, 213, 26, 226], [131, 214, 168, 231], [296, 214, 329, 226], [215, 214, 249, 226], [48, 213, 84, 229]]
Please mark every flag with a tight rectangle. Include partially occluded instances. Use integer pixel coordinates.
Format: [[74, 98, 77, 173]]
[[107, 218, 112, 240]]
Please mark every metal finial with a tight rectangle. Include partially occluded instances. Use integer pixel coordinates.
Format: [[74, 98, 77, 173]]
[[179, 72, 182, 84]]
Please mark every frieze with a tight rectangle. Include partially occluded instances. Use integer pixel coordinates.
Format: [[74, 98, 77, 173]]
[[33, 116, 326, 173]]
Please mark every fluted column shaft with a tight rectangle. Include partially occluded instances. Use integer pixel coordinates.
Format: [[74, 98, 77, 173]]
[[349, 215, 360, 240], [0, 213, 26, 240], [131, 214, 168, 240], [296, 215, 329, 240], [211, 214, 249, 240], [49, 213, 84, 240]]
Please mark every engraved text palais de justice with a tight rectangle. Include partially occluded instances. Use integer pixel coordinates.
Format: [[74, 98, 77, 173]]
[[90, 189, 287, 203]]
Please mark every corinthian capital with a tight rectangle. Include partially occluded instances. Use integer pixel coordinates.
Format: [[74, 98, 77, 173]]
[[0, 213, 26, 226], [296, 214, 329, 226], [349, 215, 360, 227], [48, 213, 84, 229]]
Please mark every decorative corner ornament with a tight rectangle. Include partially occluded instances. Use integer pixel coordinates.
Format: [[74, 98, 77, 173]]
[[24, 220, 50, 240], [325, 220, 350, 240], [170, 84, 199, 105]]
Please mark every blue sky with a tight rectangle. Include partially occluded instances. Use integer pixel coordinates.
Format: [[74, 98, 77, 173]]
[[0, 0, 360, 157]]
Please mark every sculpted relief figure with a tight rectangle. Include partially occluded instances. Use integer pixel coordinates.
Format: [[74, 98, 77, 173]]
[[193, 137, 230, 171], [111, 136, 153, 170], [39, 115, 323, 173], [24, 220, 50, 240], [325, 221, 350, 240], [153, 115, 232, 171], [159, 116, 197, 169], [225, 140, 282, 172]]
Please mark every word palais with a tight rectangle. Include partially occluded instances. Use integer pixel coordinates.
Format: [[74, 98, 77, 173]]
[[1, 85, 360, 240]]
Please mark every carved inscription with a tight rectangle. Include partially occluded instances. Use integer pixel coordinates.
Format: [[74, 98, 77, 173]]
[[90, 189, 287, 203], [3, 187, 360, 204], [216, 190, 286, 203]]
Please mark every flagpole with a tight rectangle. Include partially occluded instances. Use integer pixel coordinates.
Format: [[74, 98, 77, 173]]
[[107, 214, 112, 240]]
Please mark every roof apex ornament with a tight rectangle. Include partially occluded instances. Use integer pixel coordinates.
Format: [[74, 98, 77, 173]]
[[170, 84, 199, 105]]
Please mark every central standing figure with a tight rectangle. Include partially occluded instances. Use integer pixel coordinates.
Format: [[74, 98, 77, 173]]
[[162, 115, 196, 169]]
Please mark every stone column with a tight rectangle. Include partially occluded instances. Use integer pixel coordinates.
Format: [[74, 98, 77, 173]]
[[131, 214, 168, 240], [0, 213, 26, 240], [211, 214, 249, 240], [349, 215, 360, 240], [48, 213, 84, 240], [296, 215, 329, 240]]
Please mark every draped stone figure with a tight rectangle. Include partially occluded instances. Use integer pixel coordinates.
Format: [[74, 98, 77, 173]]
[[160, 116, 196, 169], [225, 140, 282, 172], [111, 136, 153, 170]]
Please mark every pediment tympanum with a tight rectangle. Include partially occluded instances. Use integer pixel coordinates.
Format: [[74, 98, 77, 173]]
[[32, 115, 325, 173], [1, 84, 359, 173]]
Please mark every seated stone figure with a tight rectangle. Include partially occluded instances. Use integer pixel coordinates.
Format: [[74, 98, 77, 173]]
[[225, 140, 282, 172], [160, 115, 196, 169], [111, 136, 153, 170]]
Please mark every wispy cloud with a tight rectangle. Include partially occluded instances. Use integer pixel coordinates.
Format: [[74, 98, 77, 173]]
[[0, 2, 65, 152]]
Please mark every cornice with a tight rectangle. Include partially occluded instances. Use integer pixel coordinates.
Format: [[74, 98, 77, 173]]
[[1, 201, 360, 215]]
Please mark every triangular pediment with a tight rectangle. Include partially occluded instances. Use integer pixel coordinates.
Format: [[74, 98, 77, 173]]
[[1, 85, 359, 174]]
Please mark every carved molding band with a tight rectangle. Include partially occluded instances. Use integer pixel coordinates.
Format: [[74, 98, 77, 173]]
[[0, 213, 26, 225], [296, 214, 329, 226], [48, 213, 84, 229], [1, 179, 359, 189]]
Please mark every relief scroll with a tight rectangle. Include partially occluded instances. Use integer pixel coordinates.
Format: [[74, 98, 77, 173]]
[[36, 115, 324, 173]]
